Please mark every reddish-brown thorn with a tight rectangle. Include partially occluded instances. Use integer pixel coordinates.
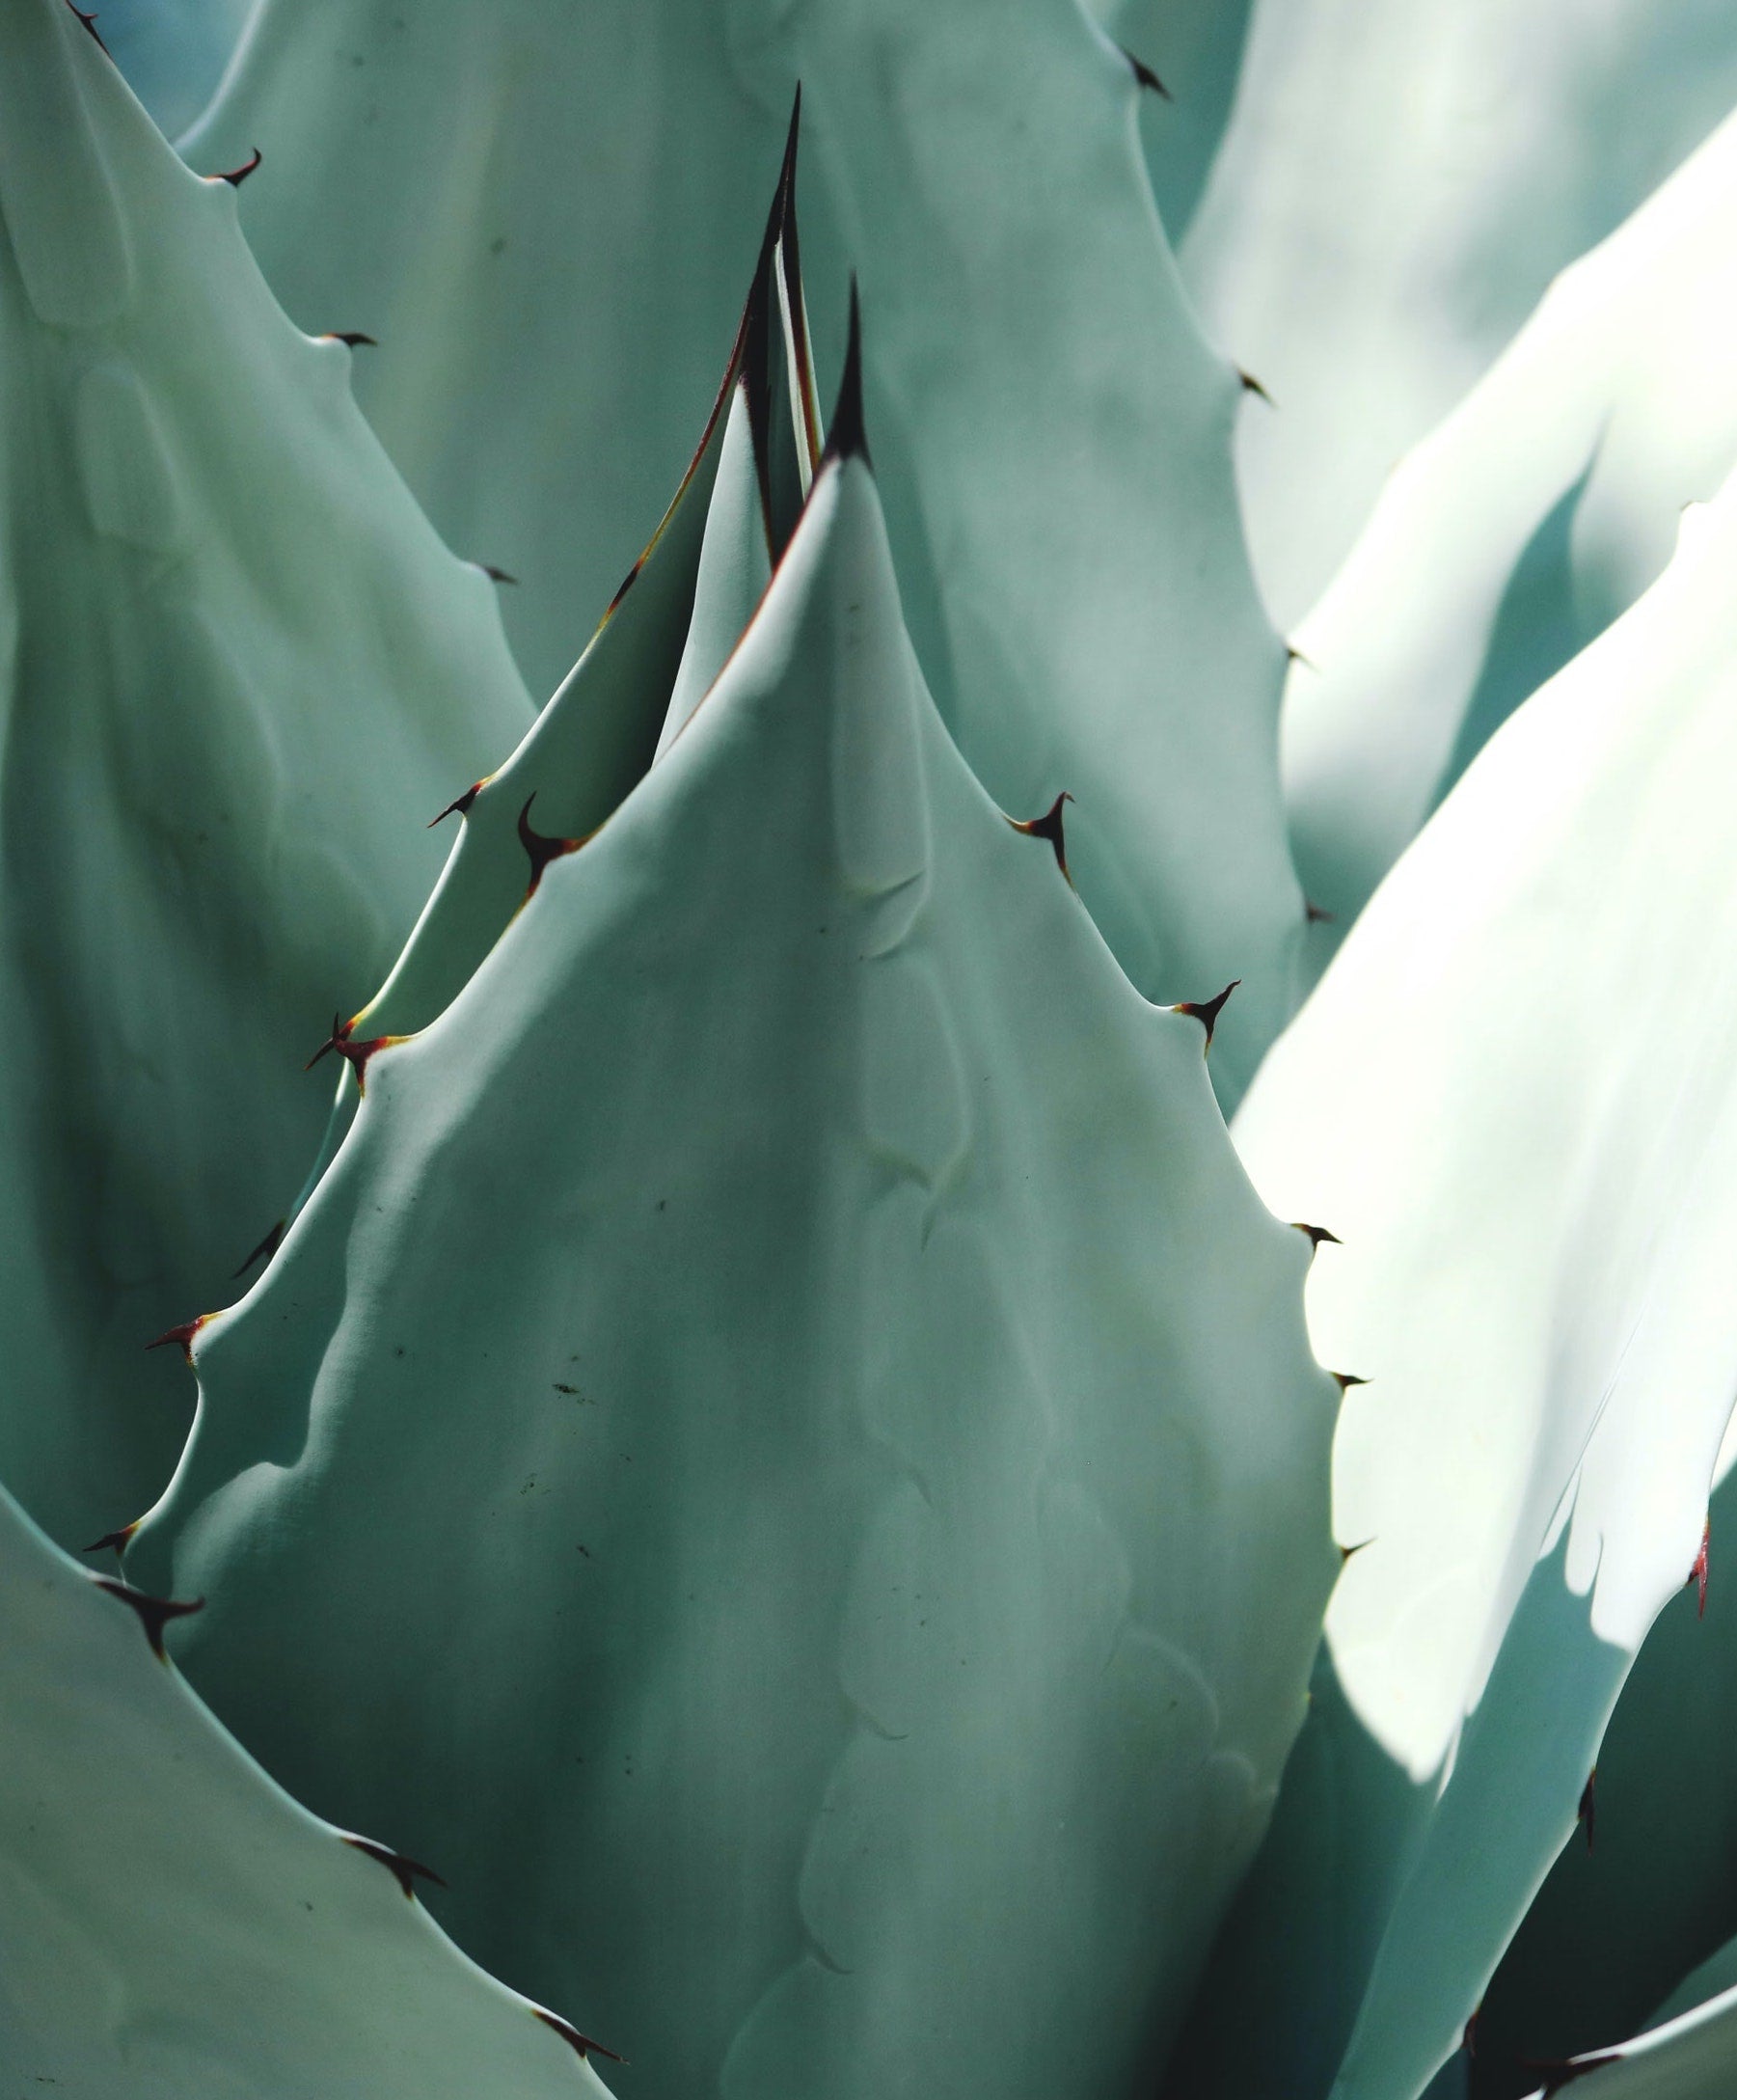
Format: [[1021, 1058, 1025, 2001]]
[[1340, 1537, 1374, 1568], [1172, 979, 1239, 1049], [1287, 643, 1316, 671], [1292, 1222, 1342, 1251], [534, 2007, 626, 2065], [1331, 1372, 1369, 1393], [1305, 899, 1336, 924], [1693, 1516, 1711, 1618], [1006, 792, 1073, 883], [231, 1218, 285, 1281], [476, 563, 518, 585], [1237, 368, 1273, 404], [92, 1578, 204, 1660], [324, 331, 377, 348], [146, 1315, 209, 1363], [68, 4, 109, 52], [1119, 43, 1172, 98], [304, 1013, 396, 1092], [217, 148, 262, 187], [343, 1834, 448, 1899], [428, 781, 483, 829], [82, 1522, 139, 1558], [1578, 1767, 1596, 1854], [518, 794, 588, 895], [1523, 2053, 1623, 2094], [1462, 2004, 1481, 2059]]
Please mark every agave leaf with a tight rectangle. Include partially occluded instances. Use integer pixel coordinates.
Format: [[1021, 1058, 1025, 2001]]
[[183, 0, 1304, 1103], [72, 0, 255, 138], [1176, 471, 1737, 2098], [0, 1479, 613, 2095], [1469, 1451, 1737, 2086], [1516, 1983, 1737, 2100], [1285, 106, 1737, 965], [1184, 0, 1737, 627], [130, 397, 1337, 2096], [1079, 0, 1257, 242], [0, 0, 532, 1551]]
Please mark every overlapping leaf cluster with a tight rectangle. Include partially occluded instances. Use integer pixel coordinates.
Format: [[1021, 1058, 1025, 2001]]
[[8, 5, 1737, 2100]]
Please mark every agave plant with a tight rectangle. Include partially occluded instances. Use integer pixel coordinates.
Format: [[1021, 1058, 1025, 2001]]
[[9, 3, 1737, 2098]]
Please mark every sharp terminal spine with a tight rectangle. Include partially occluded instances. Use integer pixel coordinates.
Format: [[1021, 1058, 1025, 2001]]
[[822, 277, 871, 470]]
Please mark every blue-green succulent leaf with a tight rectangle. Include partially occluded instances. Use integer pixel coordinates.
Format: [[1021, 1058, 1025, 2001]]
[[131, 444, 1336, 2099], [0, 0, 531, 1551], [1284, 107, 1737, 963], [0, 1479, 615, 2096], [1185, 0, 1737, 628], [182, 0, 1304, 1103], [1181, 471, 1737, 2099]]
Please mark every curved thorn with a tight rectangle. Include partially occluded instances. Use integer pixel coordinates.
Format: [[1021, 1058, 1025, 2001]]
[[1286, 642, 1317, 672], [146, 1316, 208, 1363], [517, 794, 588, 895], [1304, 898, 1336, 924], [231, 1218, 286, 1281], [303, 1012, 398, 1093], [92, 1578, 204, 1660], [1462, 2004, 1481, 2060], [1578, 1767, 1596, 1853], [1119, 43, 1172, 98], [1291, 1222, 1342, 1252], [822, 276, 870, 469], [428, 781, 483, 829], [324, 331, 377, 348], [1693, 1516, 1711, 1618], [82, 1522, 139, 1558], [305, 1012, 349, 1072], [476, 563, 518, 586], [1339, 1537, 1375, 1568], [1006, 792, 1073, 883], [533, 2007, 626, 2065], [1330, 1371, 1370, 1393], [342, 1834, 448, 1898], [217, 147, 262, 187], [68, 4, 109, 53], [1237, 368, 1273, 404], [1172, 979, 1239, 1049]]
